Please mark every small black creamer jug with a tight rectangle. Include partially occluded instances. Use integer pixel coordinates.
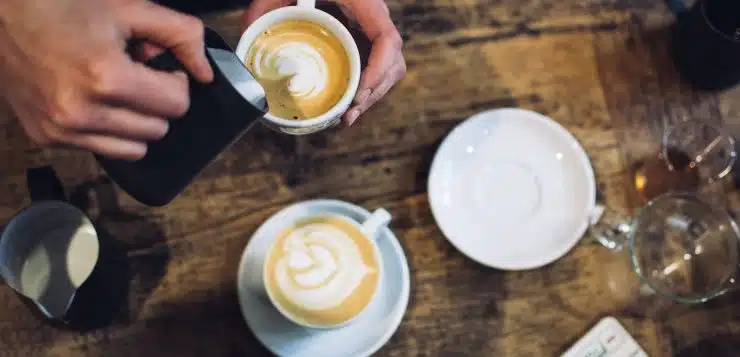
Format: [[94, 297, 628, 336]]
[[95, 27, 268, 206]]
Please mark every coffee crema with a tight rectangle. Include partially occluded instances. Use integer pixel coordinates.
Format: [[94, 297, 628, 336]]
[[264, 216, 380, 327], [245, 20, 350, 120]]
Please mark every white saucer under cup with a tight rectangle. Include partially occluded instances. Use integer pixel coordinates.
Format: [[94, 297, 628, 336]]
[[237, 199, 410, 357], [428, 108, 596, 270]]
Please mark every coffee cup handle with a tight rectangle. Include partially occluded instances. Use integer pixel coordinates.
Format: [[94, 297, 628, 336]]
[[27, 166, 67, 202], [297, 0, 316, 9], [360, 208, 392, 241]]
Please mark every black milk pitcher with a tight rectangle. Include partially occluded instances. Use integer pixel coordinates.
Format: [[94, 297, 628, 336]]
[[95, 27, 268, 206]]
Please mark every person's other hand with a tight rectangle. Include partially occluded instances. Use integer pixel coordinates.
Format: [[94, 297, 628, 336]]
[[242, 0, 405, 126], [0, 0, 213, 160]]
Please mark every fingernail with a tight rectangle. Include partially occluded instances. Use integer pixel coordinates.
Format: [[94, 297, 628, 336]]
[[157, 120, 170, 138], [125, 144, 148, 162], [346, 110, 359, 126], [202, 62, 215, 82], [355, 89, 371, 104]]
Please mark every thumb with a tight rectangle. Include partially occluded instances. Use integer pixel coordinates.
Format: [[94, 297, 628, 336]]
[[241, 0, 294, 28]]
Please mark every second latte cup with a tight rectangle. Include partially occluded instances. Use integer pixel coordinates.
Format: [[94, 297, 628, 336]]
[[262, 208, 391, 329], [235, 0, 361, 135]]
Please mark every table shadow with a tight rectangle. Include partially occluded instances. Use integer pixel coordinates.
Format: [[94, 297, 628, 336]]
[[675, 334, 740, 357], [63, 177, 170, 331], [97, 292, 273, 356]]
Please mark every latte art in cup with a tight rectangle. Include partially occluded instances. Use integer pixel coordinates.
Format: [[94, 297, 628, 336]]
[[245, 20, 351, 120], [276, 225, 373, 309], [264, 216, 381, 327]]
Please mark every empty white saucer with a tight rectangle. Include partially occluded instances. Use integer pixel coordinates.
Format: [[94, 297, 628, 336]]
[[428, 108, 596, 270], [237, 199, 410, 357]]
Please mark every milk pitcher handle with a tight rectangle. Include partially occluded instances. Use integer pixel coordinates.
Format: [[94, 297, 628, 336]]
[[144, 49, 185, 74], [27, 166, 66, 202]]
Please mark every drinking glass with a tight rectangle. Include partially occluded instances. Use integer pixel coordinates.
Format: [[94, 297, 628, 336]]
[[663, 119, 736, 181], [590, 192, 740, 303], [633, 120, 736, 203]]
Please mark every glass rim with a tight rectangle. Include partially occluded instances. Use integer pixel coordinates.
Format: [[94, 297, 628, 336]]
[[628, 191, 740, 304], [661, 120, 737, 182]]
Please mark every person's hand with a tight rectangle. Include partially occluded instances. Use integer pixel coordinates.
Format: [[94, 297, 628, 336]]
[[0, 0, 213, 160], [242, 0, 406, 126]]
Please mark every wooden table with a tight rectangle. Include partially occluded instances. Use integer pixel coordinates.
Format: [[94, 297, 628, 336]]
[[2, 1, 740, 356]]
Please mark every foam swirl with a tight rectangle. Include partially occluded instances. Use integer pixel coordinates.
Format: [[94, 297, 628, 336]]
[[274, 223, 375, 310], [245, 20, 350, 120], [250, 41, 328, 100]]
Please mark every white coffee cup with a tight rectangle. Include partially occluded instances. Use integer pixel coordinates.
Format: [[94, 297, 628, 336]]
[[235, 0, 361, 135], [262, 208, 391, 329]]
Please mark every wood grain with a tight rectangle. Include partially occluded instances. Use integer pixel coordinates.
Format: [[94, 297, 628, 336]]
[[0, 1, 739, 356]]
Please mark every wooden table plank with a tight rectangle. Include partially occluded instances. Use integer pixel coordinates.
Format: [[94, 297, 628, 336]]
[[0, 1, 739, 356]]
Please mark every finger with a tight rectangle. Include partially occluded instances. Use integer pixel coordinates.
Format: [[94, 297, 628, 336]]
[[339, 1, 401, 100], [39, 121, 147, 161], [354, 32, 402, 104], [241, 0, 294, 27], [338, 4, 359, 25], [340, 0, 393, 38], [68, 134, 148, 161], [131, 42, 166, 63], [102, 59, 190, 118], [344, 57, 405, 126], [18, 118, 51, 147], [85, 106, 169, 141], [123, 1, 213, 83]]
